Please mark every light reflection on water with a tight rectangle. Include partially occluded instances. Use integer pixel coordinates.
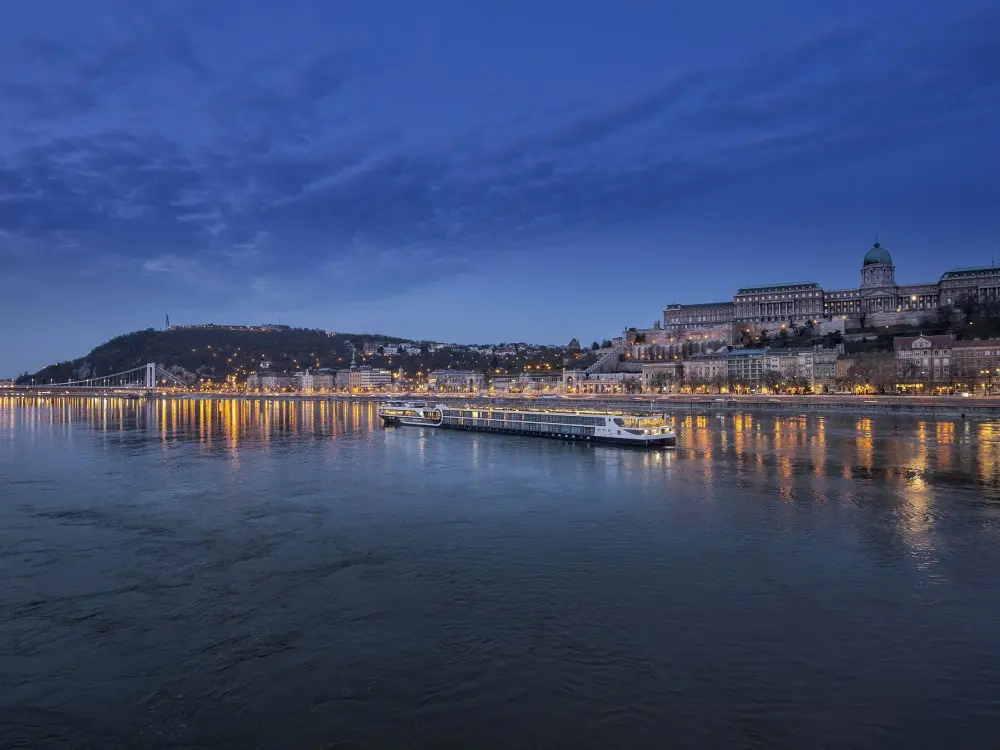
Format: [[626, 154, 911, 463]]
[[6, 393, 1000, 575], [6, 394, 1000, 548], [3, 395, 1000, 748], [9, 397, 1000, 497]]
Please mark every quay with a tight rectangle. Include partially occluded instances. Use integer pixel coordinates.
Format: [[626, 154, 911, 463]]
[[7, 388, 1000, 418]]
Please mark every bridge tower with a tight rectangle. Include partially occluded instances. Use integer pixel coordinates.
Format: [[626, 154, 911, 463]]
[[145, 363, 157, 389]]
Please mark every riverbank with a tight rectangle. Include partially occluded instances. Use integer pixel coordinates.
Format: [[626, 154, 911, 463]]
[[8, 390, 1000, 418], [149, 391, 1000, 417], [486, 394, 999, 418]]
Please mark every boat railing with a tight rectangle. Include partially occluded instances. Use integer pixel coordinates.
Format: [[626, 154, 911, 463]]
[[445, 403, 667, 418]]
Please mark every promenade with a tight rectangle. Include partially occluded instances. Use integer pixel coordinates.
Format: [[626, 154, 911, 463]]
[[8, 389, 1000, 418]]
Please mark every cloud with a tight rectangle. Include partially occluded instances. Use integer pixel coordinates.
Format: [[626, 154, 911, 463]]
[[246, 7, 1000, 260], [0, 10, 210, 127], [210, 49, 356, 146], [0, 134, 211, 238], [141, 254, 194, 274], [0, 3, 997, 310]]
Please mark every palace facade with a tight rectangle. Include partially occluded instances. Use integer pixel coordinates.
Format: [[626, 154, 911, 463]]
[[661, 240, 1000, 335]]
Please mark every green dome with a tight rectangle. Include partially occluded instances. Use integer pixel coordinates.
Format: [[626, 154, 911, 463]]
[[863, 240, 892, 266]]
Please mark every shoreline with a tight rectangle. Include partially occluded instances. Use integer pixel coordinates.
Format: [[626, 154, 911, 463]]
[[7, 390, 1000, 418]]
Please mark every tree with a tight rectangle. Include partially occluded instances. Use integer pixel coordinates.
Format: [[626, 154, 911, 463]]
[[601, 339, 614, 348], [758, 329, 770, 345], [983, 300, 1000, 321], [761, 370, 784, 392], [778, 328, 789, 341], [686, 376, 706, 393], [847, 352, 896, 393], [633, 333, 647, 344], [899, 360, 921, 386], [591, 341, 600, 351], [827, 331, 844, 347], [956, 292, 980, 321], [937, 305, 958, 329]]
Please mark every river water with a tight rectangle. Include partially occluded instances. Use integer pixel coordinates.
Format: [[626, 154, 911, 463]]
[[2, 396, 1000, 748]]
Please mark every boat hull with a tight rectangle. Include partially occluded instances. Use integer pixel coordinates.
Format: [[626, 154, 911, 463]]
[[380, 415, 441, 427], [396, 420, 675, 447]]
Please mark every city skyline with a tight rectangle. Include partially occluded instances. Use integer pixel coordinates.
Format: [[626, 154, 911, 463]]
[[2, 0, 999, 375]]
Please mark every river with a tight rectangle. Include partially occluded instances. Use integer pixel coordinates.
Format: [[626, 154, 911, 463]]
[[2, 396, 1000, 748]]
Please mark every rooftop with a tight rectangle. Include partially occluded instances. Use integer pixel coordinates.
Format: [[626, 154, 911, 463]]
[[863, 241, 893, 266], [893, 335, 955, 350], [665, 301, 734, 310], [941, 266, 1000, 278], [953, 339, 1000, 348], [736, 282, 820, 294]]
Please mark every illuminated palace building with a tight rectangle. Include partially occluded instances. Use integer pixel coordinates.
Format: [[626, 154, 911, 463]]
[[640, 240, 1000, 351]]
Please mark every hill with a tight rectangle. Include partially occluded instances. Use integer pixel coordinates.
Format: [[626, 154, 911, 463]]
[[18, 328, 590, 385]]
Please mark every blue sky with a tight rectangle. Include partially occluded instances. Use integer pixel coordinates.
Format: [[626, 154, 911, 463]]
[[1, 0, 998, 375]]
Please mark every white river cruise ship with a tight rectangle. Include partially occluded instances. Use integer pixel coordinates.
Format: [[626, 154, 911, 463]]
[[377, 401, 675, 447]]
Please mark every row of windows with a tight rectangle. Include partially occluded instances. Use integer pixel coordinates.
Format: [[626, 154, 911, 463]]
[[616, 416, 667, 428], [443, 417, 596, 436], [669, 315, 731, 323], [669, 316, 732, 324], [679, 279, 1000, 312], [737, 303, 821, 309], [899, 358, 951, 367], [737, 292, 821, 301], [736, 315, 809, 323], [826, 301, 862, 311], [953, 361, 1000, 372], [442, 410, 606, 426]]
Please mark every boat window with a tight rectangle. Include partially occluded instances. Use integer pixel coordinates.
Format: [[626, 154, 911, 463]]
[[614, 416, 666, 428]]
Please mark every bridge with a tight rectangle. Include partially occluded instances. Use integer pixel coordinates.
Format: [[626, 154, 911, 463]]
[[13, 363, 189, 393]]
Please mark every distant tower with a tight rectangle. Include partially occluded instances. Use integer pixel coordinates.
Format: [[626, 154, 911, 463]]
[[165, 314, 171, 330], [350, 345, 358, 370]]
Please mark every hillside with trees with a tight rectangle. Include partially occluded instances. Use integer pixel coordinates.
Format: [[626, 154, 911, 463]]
[[17, 328, 591, 385], [18, 327, 357, 385]]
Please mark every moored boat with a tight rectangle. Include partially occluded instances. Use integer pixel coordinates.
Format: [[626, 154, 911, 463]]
[[377, 401, 675, 447]]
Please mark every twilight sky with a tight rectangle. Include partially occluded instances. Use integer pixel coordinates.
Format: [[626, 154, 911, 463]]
[[1, 0, 999, 375]]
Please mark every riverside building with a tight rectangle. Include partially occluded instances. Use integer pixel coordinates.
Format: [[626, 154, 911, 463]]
[[349, 366, 392, 392]]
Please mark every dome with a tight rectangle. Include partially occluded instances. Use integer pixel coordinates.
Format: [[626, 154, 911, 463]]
[[863, 240, 892, 266]]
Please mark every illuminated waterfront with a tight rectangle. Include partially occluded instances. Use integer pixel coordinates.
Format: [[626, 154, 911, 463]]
[[3, 396, 1000, 748]]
